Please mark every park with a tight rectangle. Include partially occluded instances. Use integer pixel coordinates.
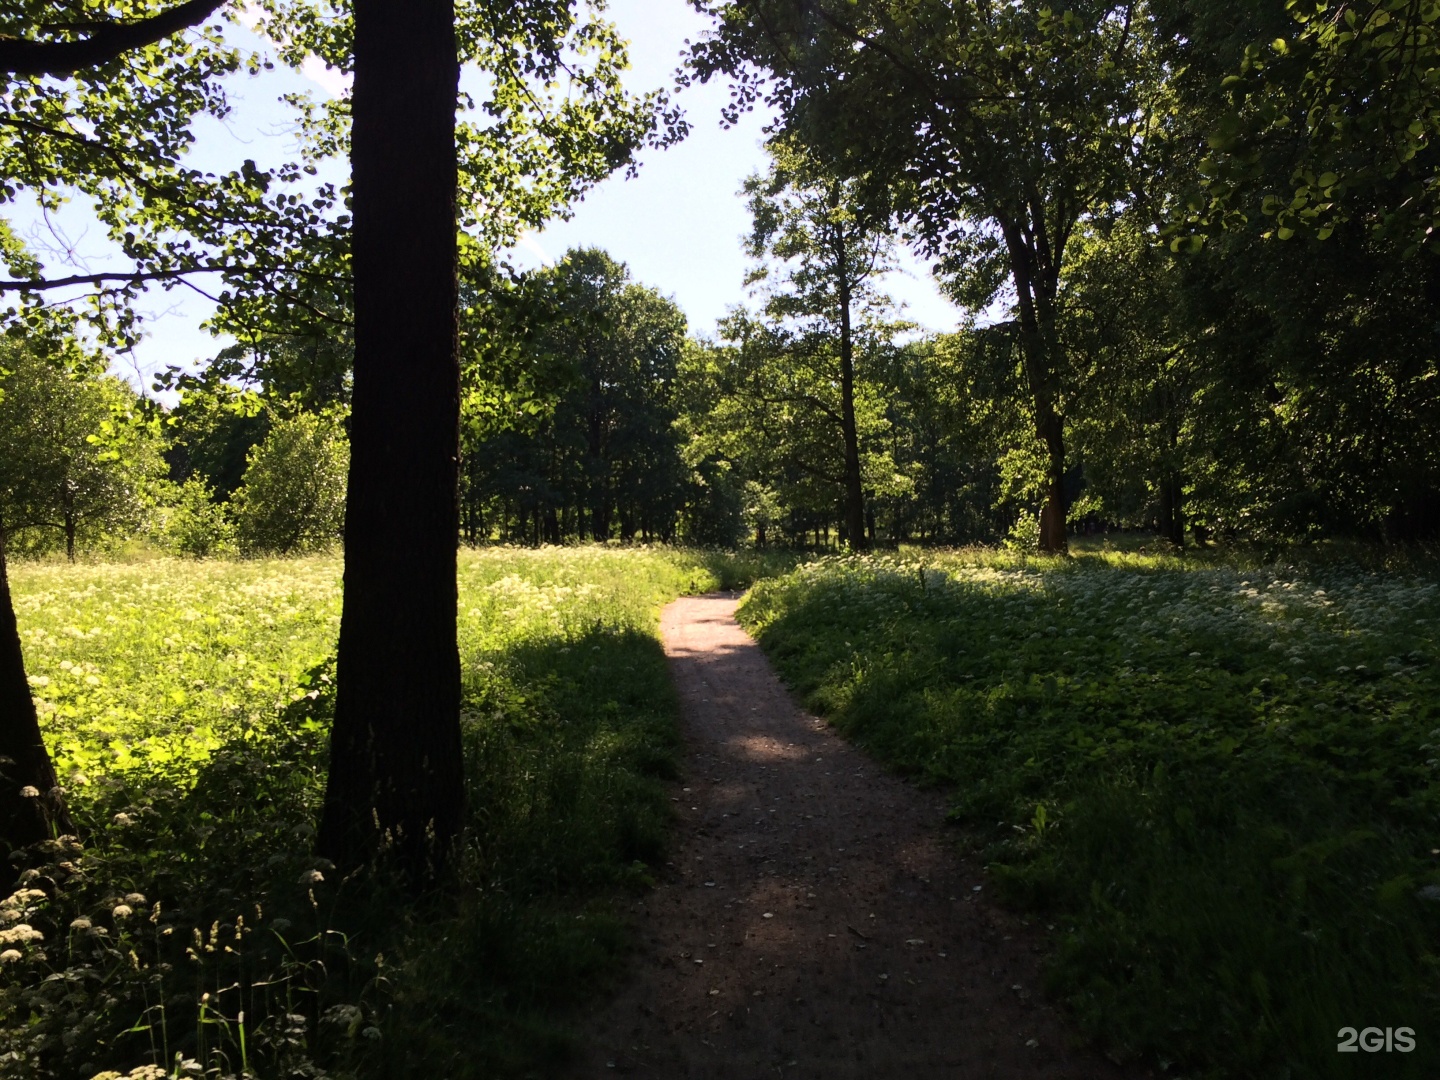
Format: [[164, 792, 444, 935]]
[[1, 2, 1438, 1078]]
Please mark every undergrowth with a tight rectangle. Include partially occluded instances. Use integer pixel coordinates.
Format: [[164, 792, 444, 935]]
[[739, 549, 1440, 1080], [2, 545, 789, 1080]]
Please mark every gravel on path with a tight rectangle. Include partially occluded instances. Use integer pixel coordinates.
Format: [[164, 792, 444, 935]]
[[567, 594, 1145, 1080]]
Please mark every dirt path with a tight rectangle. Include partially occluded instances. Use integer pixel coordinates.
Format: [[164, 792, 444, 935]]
[[568, 595, 1143, 1079]]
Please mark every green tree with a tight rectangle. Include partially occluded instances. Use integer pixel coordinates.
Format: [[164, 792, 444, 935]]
[[1, 0, 684, 875], [0, 342, 165, 561], [680, 308, 907, 549], [0, 1, 242, 851], [463, 248, 691, 544], [1191, 0, 1440, 252], [741, 143, 899, 550], [231, 410, 348, 553], [691, 0, 1163, 551], [160, 376, 269, 501]]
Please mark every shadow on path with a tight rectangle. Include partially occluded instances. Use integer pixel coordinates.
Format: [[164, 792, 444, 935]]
[[567, 595, 1144, 1079]]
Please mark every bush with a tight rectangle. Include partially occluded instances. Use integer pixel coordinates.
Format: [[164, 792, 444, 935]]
[[231, 412, 348, 554], [157, 477, 235, 557]]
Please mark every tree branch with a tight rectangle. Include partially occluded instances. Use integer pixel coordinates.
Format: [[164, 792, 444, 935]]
[[0, 0, 227, 77], [0, 267, 212, 292]]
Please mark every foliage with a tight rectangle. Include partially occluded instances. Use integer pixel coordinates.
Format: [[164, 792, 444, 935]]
[[690, 0, 1165, 550], [1192, 0, 1440, 252], [0, 341, 166, 558], [158, 377, 269, 503], [739, 548, 1440, 1078], [462, 248, 693, 544], [737, 141, 905, 548], [153, 477, 236, 558], [1, 2, 681, 350], [230, 410, 348, 555], [0, 0, 252, 342], [1, 545, 789, 1080]]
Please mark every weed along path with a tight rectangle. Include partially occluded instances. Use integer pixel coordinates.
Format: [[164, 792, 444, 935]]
[[569, 594, 1142, 1080]]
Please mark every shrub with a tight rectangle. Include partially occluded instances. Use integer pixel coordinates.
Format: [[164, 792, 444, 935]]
[[231, 412, 348, 555], [157, 477, 235, 557]]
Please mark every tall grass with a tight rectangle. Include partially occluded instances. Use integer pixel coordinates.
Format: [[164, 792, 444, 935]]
[[739, 549, 1440, 1080], [2, 545, 785, 1080]]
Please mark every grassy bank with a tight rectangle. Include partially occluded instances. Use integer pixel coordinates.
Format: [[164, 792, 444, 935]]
[[738, 548, 1440, 1079], [2, 545, 791, 1080]]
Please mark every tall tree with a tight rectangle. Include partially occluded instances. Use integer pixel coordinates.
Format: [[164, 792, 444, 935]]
[[690, 0, 1160, 551], [314, 0, 463, 881], [742, 143, 897, 549], [0, 345, 73, 846], [461, 249, 694, 545], [0, 345, 165, 561], [2, 0, 676, 869]]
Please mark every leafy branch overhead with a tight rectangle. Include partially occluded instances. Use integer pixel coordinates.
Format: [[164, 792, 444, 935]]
[[1185, 0, 1440, 252], [0, 0, 227, 76], [0, 0, 686, 346]]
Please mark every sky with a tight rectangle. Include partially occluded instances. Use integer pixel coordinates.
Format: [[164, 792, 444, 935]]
[[9, 0, 963, 389]]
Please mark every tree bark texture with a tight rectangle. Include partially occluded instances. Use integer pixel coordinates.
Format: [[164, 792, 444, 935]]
[[316, 0, 464, 883], [0, 520, 73, 849]]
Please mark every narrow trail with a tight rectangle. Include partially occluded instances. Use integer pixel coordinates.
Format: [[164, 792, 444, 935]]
[[568, 595, 1143, 1079]]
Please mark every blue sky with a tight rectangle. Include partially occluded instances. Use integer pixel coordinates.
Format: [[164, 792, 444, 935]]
[[9, 0, 962, 389]]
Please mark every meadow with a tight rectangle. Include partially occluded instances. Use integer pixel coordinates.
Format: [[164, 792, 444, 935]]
[[1, 546, 788, 1080], [739, 545, 1440, 1080]]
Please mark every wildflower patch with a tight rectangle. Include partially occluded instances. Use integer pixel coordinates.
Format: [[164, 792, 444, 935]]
[[2, 546, 786, 1080], [739, 551, 1440, 1080]]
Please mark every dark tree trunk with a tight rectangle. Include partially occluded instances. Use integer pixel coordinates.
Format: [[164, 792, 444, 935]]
[[63, 486, 76, 564], [1004, 223, 1068, 555], [836, 246, 868, 552], [1159, 424, 1185, 548], [1158, 469, 1185, 548], [0, 520, 73, 849], [316, 0, 463, 884], [1036, 410, 1068, 554], [587, 384, 607, 540]]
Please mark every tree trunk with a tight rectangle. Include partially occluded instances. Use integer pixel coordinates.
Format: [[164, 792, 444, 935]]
[[837, 254, 868, 552], [316, 0, 463, 885], [1036, 409, 1068, 554], [1158, 469, 1185, 548], [1004, 225, 1068, 555], [0, 520, 73, 849], [64, 487, 76, 564]]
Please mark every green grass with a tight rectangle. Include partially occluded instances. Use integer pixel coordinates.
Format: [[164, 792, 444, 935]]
[[2, 545, 791, 1080], [738, 550, 1440, 1080]]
